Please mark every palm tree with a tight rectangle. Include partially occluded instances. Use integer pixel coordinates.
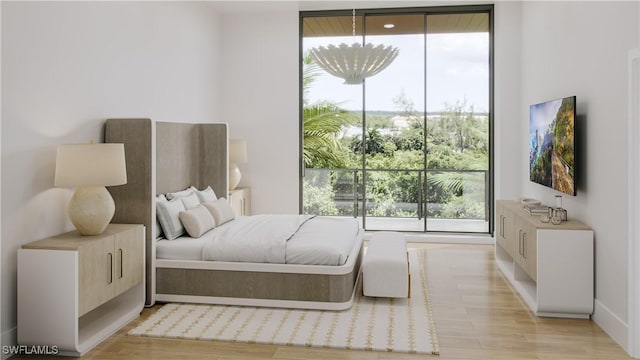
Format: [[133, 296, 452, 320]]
[[303, 102, 354, 168], [302, 54, 355, 168]]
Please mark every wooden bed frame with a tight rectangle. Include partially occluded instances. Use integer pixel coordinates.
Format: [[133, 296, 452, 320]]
[[104, 118, 363, 310]]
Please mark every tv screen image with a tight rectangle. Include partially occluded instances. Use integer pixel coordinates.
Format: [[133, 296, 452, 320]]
[[529, 96, 576, 196]]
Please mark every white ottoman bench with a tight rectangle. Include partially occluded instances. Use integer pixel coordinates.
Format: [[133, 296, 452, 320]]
[[362, 232, 409, 298]]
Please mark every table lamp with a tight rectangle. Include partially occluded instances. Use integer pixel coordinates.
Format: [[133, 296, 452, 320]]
[[55, 143, 127, 235], [229, 139, 247, 190]]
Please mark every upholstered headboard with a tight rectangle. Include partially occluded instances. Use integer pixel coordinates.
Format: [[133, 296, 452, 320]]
[[156, 122, 228, 195], [105, 118, 228, 305]]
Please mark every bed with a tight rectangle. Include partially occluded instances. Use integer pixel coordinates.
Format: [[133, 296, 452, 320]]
[[104, 118, 363, 310]]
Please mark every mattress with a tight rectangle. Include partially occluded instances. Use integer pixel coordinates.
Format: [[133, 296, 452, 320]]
[[156, 215, 359, 266]]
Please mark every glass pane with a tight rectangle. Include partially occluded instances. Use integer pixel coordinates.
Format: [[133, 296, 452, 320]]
[[302, 15, 365, 217], [425, 13, 490, 232], [363, 14, 425, 231], [364, 169, 424, 231], [425, 170, 489, 232], [303, 168, 362, 217]]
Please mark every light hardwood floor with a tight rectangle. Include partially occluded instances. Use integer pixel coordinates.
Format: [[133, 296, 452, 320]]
[[15, 244, 631, 359]]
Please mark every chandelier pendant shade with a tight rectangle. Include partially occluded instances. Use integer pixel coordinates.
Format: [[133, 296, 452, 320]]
[[309, 43, 399, 85], [309, 9, 399, 85]]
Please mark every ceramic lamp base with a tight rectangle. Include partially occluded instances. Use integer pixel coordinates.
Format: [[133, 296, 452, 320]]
[[68, 186, 115, 236], [229, 163, 241, 190]]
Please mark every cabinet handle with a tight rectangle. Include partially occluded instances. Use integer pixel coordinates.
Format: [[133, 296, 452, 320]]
[[119, 248, 124, 279], [502, 216, 505, 237], [107, 252, 113, 284], [523, 233, 527, 259], [518, 230, 523, 256]]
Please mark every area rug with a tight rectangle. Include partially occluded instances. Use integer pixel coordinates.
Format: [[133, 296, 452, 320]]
[[128, 249, 439, 355]]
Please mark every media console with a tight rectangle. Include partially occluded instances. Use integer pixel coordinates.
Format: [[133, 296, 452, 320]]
[[495, 200, 593, 318]]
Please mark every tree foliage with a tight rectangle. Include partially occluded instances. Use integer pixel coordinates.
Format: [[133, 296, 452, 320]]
[[302, 55, 355, 168], [302, 76, 489, 221]]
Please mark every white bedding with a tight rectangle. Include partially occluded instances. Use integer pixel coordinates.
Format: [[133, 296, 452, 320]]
[[202, 214, 313, 263], [156, 215, 360, 266]]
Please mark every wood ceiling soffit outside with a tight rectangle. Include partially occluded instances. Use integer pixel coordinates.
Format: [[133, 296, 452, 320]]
[[303, 13, 488, 37]]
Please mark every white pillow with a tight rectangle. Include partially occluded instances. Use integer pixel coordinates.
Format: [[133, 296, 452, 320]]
[[156, 197, 186, 240], [190, 185, 217, 203], [203, 198, 235, 226], [180, 192, 201, 210], [166, 187, 194, 200], [179, 205, 216, 238], [155, 194, 168, 239]]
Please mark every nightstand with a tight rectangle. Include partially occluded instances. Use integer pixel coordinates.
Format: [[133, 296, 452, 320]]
[[229, 187, 251, 216], [18, 224, 145, 356]]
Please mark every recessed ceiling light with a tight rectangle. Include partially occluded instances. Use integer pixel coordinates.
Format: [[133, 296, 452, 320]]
[[384, 23, 395, 29]]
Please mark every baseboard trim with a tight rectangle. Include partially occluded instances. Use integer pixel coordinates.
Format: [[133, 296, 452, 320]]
[[593, 299, 628, 352], [1, 327, 17, 360], [364, 231, 494, 245]]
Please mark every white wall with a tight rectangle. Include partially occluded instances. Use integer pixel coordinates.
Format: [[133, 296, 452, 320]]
[[219, 1, 523, 214], [221, 9, 300, 214], [493, 1, 523, 201], [1, 1, 222, 352], [520, 1, 639, 351]]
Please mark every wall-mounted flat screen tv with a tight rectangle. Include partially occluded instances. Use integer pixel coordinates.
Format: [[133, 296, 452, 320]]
[[529, 95, 576, 196]]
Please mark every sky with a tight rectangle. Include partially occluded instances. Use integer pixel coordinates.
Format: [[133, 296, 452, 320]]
[[530, 98, 563, 138], [303, 32, 490, 113]]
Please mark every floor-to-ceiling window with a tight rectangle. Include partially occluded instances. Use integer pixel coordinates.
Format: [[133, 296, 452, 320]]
[[300, 6, 493, 233]]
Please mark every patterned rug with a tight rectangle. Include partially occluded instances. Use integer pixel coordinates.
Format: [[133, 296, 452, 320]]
[[128, 249, 439, 355]]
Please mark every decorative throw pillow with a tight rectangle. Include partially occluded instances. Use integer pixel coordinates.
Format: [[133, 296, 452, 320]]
[[166, 187, 194, 200], [190, 185, 217, 203], [203, 198, 235, 226], [156, 197, 186, 240], [179, 205, 216, 238], [180, 192, 201, 210]]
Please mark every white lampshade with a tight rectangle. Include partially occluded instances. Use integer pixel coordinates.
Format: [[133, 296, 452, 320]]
[[309, 43, 399, 85], [308, 10, 399, 85], [229, 139, 248, 164], [55, 143, 127, 187], [55, 143, 127, 236]]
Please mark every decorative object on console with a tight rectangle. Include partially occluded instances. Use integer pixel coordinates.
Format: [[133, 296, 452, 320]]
[[308, 9, 399, 85], [550, 208, 568, 223], [551, 215, 563, 225], [549, 195, 568, 223], [520, 197, 541, 206], [229, 139, 247, 190], [54, 143, 127, 235], [524, 204, 550, 215]]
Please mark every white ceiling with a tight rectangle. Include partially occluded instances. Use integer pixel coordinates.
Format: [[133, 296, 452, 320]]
[[205, 1, 489, 14]]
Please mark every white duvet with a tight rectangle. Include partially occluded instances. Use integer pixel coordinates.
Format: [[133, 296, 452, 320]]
[[200, 215, 358, 265]]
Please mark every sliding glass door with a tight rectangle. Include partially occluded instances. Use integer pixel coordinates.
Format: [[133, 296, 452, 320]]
[[301, 6, 493, 233]]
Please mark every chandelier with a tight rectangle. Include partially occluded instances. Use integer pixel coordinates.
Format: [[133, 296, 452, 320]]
[[309, 10, 399, 85]]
